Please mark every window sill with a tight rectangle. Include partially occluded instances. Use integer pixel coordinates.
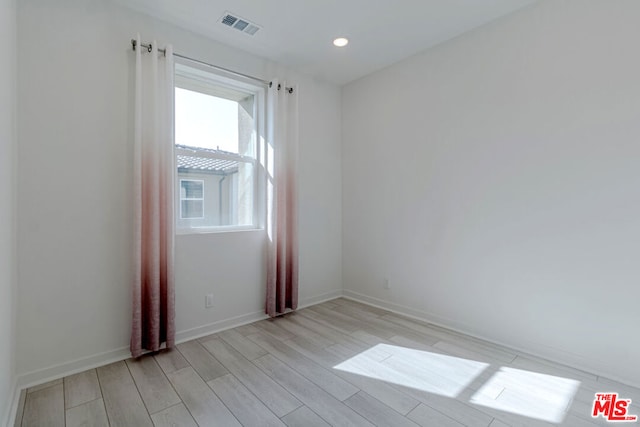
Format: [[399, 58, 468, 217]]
[[176, 225, 263, 236]]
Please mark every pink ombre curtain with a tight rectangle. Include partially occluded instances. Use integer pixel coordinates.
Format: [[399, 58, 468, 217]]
[[131, 35, 176, 357], [266, 80, 299, 317]]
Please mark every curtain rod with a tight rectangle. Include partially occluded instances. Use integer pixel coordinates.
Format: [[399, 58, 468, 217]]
[[131, 39, 294, 93]]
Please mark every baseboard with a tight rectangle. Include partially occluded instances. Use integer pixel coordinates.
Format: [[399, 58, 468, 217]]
[[10, 287, 345, 413], [342, 289, 640, 390], [298, 289, 343, 309], [8, 344, 131, 426], [174, 289, 343, 344], [16, 345, 132, 394], [175, 310, 269, 344], [3, 378, 18, 427], [9, 287, 638, 425]]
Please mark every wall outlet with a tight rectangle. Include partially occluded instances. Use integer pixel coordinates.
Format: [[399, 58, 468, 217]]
[[205, 294, 214, 308], [383, 278, 391, 290]]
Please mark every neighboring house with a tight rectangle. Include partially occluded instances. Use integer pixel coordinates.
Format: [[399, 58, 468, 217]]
[[176, 144, 247, 228]]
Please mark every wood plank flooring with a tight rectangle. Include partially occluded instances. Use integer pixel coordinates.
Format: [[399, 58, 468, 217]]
[[16, 298, 640, 426]]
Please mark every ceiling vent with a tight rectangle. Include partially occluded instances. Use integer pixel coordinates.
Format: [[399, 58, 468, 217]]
[[219, 12, 261, 36]]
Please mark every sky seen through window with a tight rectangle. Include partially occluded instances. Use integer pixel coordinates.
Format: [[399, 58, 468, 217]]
[[175, 87, 239, 153]]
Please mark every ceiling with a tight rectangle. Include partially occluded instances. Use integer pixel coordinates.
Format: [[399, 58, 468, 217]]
[[118, 0, 537, 85]]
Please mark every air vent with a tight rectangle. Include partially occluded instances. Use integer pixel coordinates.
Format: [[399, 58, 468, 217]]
[[219, 12, 261, 36], [233, 20, 249, 31], [244, 25, 260, 36], [221, 15, 237, 27]]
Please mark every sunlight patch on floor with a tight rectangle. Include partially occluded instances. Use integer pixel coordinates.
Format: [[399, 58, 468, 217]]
[[333, 344, 489, 397], [470, 367, 581, 423]]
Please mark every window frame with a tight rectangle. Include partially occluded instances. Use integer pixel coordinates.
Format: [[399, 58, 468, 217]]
[[174, 59, 266, 234]]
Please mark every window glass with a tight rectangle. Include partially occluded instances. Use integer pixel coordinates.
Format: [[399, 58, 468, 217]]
[[179, 179, 204, 219], [175, 63, 261, 231]]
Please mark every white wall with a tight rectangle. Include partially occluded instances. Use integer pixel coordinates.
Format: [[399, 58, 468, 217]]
[[17, 0, 342, 382], [343, 0, 640, 387], [0, 0, 17, 422]]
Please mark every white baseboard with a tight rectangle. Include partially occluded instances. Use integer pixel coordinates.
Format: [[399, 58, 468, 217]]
[[7, 344, 132, 427], [175, 310, 269, 344], [16, 345, 131, 393], [13, 312, 270, 399], [3, 378, 18, 427], [19, 286, 638, 424], [8, 287, 345, 426], [174, 288, 343, 344], [342, 289, 640, 390], [298, 289, 343, 309]]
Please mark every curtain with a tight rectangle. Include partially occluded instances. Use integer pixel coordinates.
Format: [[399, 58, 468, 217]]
[[266, 80, 299, 317], [131, 35, 176, 357]]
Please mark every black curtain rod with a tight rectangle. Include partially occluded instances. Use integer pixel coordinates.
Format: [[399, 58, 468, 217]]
[[131, 39, 294, 93]]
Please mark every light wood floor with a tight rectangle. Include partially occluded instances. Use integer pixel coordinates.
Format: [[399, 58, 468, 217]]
[[15, 298, 640, 427]]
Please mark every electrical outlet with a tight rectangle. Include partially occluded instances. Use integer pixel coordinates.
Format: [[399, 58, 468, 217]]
[[205, 294, 214, 308], [384, 278, 391, 290]]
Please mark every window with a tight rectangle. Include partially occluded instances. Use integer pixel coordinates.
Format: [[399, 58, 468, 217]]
[[174, 62, 264, 231], [179, 179, 204, 219]]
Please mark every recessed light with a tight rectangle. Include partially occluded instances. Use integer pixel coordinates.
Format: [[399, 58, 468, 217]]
[[333, 37, 349, 47]]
